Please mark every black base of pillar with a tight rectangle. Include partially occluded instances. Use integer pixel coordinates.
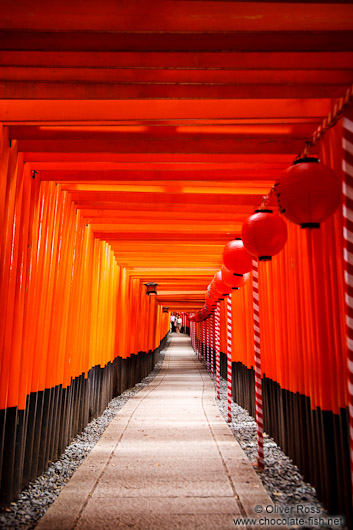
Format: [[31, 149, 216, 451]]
[[0, 334, 168, 507], [232, 361, 352, 527]]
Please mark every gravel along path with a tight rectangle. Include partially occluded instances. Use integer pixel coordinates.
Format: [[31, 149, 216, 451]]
[[0, 348, 167, 530], [216, 377, 347, 530], [1, 343, 346, 530]]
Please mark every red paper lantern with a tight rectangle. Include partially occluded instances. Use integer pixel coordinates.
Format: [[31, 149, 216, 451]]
[[210, 287, 223, 302], [203, 306, 212, 318], [208, 277, 224, 300], [275, 157, 341, 228], [205, 294, 217, 310], [241, 209, 287, 261], [200, 307, 211, 320], [214, 271, 232, 297], [207, 282, 217, 299], [221, 265, 250, 289], [223, 239, 253, 274]]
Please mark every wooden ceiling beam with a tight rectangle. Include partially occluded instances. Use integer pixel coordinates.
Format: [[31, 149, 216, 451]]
[[76, 203, 256, 214], [81, 210, 250, 222], [0, 31, 352, 52], [0, 81, 348, 100], [100, 233, 238, 241], [16, 138, 304, 154], [40, 169, 284, 182], [2, 67, 352, 85], [0, 99, 332, 122], [1, 51, 352, 70], [1, 2, 352, 32], [8, 123, 321, 139], [70, 190, 261, 205]]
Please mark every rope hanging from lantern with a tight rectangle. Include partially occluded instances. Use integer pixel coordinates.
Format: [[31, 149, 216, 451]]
[[195, 322, 200, 359], [202, 320, 206, 365], [191, 322, 195, 353], [215, 302, 221, 400], [211, 313, 214, 378], [201, 322, 203, 361], [206, 318, 210, 373], [252, 259, 264, 471], [192, 321, 195, 353], [194, 322, 197, 355], [342, 110, 353, 499], [199, 321, 202, 361], [226, 296, 233, 423]]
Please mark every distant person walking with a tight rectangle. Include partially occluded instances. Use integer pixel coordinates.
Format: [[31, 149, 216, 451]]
[[176, 315, 183, 333], [170, 313, 176, 333]]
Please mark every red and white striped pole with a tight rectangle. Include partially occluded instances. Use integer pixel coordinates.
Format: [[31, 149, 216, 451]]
[[198, 322, 201, 359], [195, 321, 198, 355], [343, 110, 353, 495], [192, 321, 195, 352], [194, 322, 197, 353], [199, 321, 202, 359], [226, 295, 233, 423], [191, 321, 195, 352], [193, 322, 196, 353], [199, 321, 202, 358], [195, 322, 198, 357], [252, 259, 264, 471], [215, 302, 221, 400], [206, 318, 210, 372], [202, 320, 206, 364], [210, 313, 214, 378]]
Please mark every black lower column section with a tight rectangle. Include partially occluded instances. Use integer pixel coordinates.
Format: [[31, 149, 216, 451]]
[[232, 361, 352, 528], [0, 334, 168, 506], [0, 407, 17, 506]]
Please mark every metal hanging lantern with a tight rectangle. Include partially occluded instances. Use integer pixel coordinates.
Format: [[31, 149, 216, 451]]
[[162, 306, 169, 313], [144, 282, 158, 295]]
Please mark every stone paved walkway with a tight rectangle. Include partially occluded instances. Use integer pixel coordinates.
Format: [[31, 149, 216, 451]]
[[36, 334, 272, 529]]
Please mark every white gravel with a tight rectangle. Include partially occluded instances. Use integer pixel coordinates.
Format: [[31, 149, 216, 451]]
[[216, 375, 347, 530]]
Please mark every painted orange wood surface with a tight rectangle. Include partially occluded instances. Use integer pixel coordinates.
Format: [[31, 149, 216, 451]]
[[0, 0, 351, 419]]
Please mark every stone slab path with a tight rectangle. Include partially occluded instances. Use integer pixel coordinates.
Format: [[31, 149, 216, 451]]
[[36, 335, 272, 530]]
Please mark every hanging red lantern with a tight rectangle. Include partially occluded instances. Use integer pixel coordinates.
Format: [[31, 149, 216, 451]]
[[207, 282, 218, 299], [203, 306, 212, 318], [209, 287, 223, 302], [214, 271, 232, 297], [208, 277, 224, 300], [223, 239, 253, 274], [275, 157, 341, 228], [205, 294, 217, 310], [221, 265, 250, 289], [200, 307, 211, 320], [194, 312, 201, 322], [241, 209, 287, 261]]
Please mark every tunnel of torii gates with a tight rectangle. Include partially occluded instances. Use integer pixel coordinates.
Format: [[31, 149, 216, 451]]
[[0, 0, 353, 525]]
